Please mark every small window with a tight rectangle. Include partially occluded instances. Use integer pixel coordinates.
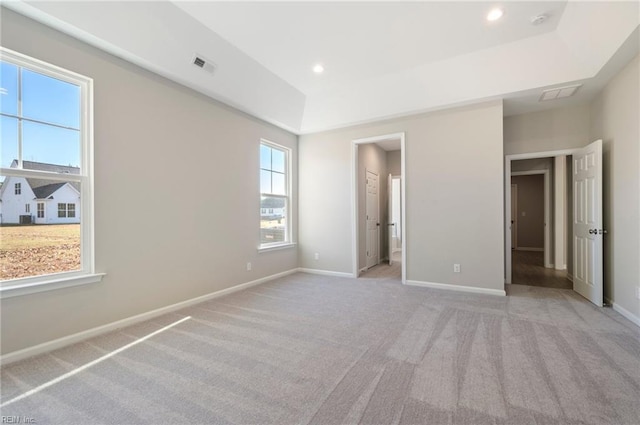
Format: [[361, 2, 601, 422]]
[[260, 141, 291, 247], [67, 203, 76, 218], [58, 203, 66, 218], [25, 204, 30, 213], [14, 182, 21, 195], [37, 202, 44, 218]]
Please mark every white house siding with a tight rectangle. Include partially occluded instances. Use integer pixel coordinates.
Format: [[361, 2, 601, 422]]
[[38, 184, 81, 225], [0, 177, 36, 224], [0, 178, 80, 225]]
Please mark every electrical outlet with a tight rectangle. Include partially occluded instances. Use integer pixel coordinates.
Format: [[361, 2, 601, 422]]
[[314, 253, 319, 260], [454, 264, 461, 273], [246, 262, 252, 271]]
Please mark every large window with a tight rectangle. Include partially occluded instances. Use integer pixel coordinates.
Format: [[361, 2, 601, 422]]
[[0, 47, 98, 294], [260, 140, 291, 248]]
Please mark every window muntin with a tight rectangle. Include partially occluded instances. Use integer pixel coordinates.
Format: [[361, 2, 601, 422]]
[[0, 47, 94, 287], [259, 141, 291, 247], [25, 204, 30, 213], [14, 182, 21, 194]]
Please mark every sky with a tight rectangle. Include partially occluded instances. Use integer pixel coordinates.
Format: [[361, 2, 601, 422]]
[[1, 61, 81, 171]]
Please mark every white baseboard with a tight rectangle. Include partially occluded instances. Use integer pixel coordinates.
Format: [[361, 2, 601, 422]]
[[405, 279, 506, 297], [0, 268, 299, 366], [567, 274, 574, 282], [515, 247, 544, 252], [555, 265, 567, 271], [298, 268, 354, 278], [606, 299, 640, 328]]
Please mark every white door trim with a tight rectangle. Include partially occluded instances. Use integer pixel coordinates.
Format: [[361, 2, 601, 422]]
[[511, 170, 551, 268], [505, 148, 579, 284], [511, 184, 518, 249], [352, 132, 406, 283]]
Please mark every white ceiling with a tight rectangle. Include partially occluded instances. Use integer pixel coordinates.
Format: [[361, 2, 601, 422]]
[[5, 1, 639, 134], [175, 1, 567, 95]]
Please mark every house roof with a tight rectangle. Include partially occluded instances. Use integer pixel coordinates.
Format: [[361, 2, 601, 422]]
[[261, 197, 285, 209], [31, 183, 68, 199], [9, 160, 81, 194], [12, 160, 80, 175]]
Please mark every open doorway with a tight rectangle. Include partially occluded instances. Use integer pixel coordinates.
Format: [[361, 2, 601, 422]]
[[510, 165, 570, 289], [505, 141, 604, 306], [352, 133, 406, 282]]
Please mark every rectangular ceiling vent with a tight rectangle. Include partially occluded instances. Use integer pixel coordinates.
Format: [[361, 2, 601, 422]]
[[539, 84, 582, 102], [192, 54, 216, 75]]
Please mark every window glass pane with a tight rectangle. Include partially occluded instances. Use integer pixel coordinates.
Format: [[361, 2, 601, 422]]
[[1, 116, 18, 168], [260, 169, 272, 194], [260, 144, 271, 170], [272, 172, 286, 195], [271, 148, 285, 173], [23, 121, 80, 168], [1, 61, 18, 115], [260, 196, 287, 244], [22, 69, 80, 129], [0, 176, 81, 281]]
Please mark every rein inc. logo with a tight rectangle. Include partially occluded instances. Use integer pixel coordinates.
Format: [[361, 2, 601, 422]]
[[1, 417, 35, 424]]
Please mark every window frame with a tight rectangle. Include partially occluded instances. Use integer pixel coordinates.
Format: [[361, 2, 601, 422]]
[[0, 47, 103, 298], [14, 182, 21, 195], [259, 139, 294, 251]]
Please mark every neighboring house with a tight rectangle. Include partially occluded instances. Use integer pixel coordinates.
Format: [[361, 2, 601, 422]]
[[0, 160, 80, 225], [260, 197, 285, 220]]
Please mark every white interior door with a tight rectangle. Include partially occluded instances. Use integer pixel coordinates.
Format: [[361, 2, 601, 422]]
[[366, 170, 379, 269], [573, 139, 603, 306]]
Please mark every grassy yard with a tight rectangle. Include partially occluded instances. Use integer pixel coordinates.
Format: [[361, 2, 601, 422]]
[[0, 224, 81, 281]]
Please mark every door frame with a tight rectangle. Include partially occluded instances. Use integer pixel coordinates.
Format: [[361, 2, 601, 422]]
[[505, 148, 578, 284], [510, 183, 518, 249], [352, 132, 406, 283], [511, 170, 550, 266]]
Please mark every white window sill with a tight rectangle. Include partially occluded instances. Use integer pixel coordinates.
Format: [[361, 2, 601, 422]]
[[0, 273, 105, 299], [258, 242, 297, 253]]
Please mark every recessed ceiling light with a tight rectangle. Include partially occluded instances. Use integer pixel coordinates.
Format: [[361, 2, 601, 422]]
[[487, 8, 504, 22], [313, 64, 324, 74]]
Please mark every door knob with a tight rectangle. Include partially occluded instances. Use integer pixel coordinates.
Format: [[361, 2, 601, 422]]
[[589, 229, 596, 234]]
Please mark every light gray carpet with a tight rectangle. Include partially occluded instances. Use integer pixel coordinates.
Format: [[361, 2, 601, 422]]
[[1, 272, 639, 425]]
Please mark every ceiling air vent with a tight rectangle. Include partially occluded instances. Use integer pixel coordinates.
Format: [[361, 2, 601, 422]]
[[192, 54, 216, 75], [539, 84, 582, 102]]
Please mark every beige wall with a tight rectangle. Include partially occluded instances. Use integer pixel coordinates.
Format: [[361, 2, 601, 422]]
[[387, 150, 401, 176], [511, 175, 544, 249], [590, 54, 640, 318], [1, 9, 298, 354], [358, 143, 388, 269], [299, 100, 504, 291], [504, 104, 591, 155]]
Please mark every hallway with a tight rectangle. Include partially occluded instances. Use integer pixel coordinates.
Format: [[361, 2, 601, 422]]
[[512, 250, 572, 290], [360, 251, 402, 281]]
